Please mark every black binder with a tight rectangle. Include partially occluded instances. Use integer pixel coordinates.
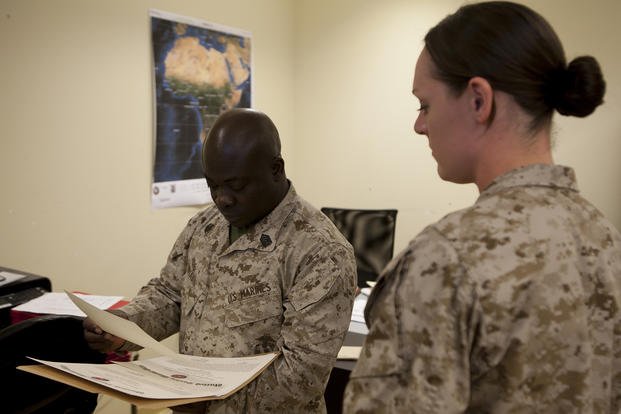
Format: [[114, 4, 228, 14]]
[[0, 266, 52, 328]]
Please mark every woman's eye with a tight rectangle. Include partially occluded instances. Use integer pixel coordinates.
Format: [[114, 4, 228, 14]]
[[418, 104, 429, 113]]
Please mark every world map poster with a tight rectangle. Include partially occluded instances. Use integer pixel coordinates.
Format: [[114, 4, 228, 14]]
[[150, 9, 252, 208]]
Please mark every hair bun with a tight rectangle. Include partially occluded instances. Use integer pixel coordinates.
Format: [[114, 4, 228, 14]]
[[547, 56, 606, 117]]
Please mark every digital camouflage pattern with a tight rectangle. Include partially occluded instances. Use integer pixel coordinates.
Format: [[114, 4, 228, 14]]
[[119, 185, 357, 413], [344, 164, 621, 413]]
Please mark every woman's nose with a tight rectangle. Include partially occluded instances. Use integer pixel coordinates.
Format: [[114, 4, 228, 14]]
[[414, 113, 426, 135]]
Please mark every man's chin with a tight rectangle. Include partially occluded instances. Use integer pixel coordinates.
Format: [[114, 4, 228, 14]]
[[224, 215, 249, 228], [219, 209, 261, 228]]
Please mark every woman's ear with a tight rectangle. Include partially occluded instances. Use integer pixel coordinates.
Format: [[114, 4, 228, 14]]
[[467, 77, 494, 124]]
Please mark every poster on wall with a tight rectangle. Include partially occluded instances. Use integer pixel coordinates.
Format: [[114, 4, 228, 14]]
[[149, 9, 252, 209]]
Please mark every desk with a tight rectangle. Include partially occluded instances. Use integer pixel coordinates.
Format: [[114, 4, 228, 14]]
[[10, 293, 132, 364], [325, 320, 368, 413], [334, 321, 367, 370], [10, 292, 128, 324]]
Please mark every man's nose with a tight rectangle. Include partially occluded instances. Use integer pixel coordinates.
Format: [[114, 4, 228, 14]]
[[215, 192, 234, 208], [213, 188, 234, 208]]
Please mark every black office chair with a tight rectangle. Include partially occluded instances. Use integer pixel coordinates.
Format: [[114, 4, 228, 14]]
[[321, 207, 397, 288], [0, 314, 106, 414], [321, 207, 397, 414]]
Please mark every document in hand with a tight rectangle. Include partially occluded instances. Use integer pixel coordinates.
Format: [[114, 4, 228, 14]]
[[17, 292, 280, 409]]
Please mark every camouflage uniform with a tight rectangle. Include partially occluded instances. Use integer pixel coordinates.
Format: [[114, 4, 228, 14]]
[[119, 185, 357, 413], [344, 164, 621, 413]]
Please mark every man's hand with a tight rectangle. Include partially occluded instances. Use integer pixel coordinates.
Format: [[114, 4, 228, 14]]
[[83, 316, 125, 352]]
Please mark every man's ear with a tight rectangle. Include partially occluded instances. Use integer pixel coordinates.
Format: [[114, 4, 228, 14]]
[[271, 156, 285, 180], [467, 76, 494, 125]]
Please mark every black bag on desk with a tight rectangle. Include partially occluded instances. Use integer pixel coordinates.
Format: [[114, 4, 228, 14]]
[[0, 314, 106, 414]]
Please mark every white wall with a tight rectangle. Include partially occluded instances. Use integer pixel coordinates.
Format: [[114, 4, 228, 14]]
[[1, 0, 620, 298], [292, 0, 621, 253], [0, 0, 295, 297]]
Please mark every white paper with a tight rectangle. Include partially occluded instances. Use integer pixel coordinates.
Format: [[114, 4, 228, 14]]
[[29, 352, 278, 399], [0, 270, 26, 287], [13, 292, 123, 317], [66, 291, 176, 357], [348, 320, 369, 335], [337, 346, 362, 360], [359, 287, 372, 296], [351, 294, 367, 324]]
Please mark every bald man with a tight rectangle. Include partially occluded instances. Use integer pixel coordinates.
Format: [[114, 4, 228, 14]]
[[83, 109, 357, 413]]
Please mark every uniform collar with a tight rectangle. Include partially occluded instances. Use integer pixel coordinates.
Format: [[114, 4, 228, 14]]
[[479, 164, 578, 200], [219, 183, 298, 254]]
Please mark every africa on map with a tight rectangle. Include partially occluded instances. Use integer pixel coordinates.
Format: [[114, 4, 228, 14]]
[[150, 10, 251, 208]]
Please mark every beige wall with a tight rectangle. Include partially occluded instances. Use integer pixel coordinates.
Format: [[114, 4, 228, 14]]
[[1, 0, 620, 300], [0, 0, 295, 297], [293, 0, 621, 253]]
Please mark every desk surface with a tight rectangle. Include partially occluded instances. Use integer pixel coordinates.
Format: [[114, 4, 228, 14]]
[[335, 321, 367, 370], [325, 321, 367, 413]]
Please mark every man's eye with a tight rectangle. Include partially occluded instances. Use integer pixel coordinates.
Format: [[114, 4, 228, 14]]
[[229, 183, 246, 191], [418, 104, 429, 113]]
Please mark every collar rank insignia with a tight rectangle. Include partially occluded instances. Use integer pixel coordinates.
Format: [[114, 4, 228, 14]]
[[260, 234, 272, 247]]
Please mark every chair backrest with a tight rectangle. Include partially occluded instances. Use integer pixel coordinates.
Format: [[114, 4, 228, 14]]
[[0, 314, 106, 413], [321, 207, 397, 287]]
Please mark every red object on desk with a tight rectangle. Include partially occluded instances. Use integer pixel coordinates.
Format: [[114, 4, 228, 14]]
[[9, 293, 131, 363], [10, 294, 128, 324]]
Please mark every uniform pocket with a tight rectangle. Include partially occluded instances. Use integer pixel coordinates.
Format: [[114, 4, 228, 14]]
[[224, 293, 282, 328], [289, 256, 343, 312]]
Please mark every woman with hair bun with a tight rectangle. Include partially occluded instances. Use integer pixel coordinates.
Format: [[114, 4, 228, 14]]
[[344, 2, 621, 413]]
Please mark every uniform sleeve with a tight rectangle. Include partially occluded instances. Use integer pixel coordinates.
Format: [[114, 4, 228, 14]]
[[117, 215, 201, 347], [344, 227, 478, 414], [251, 242, 357, 412]]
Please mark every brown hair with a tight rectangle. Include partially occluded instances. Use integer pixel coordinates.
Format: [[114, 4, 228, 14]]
[[424, 1, 606, 131]]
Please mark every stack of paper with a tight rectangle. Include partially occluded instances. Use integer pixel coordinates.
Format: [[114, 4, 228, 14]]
[[18, 292, 279, 409], [13, 292, 123, 317]]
